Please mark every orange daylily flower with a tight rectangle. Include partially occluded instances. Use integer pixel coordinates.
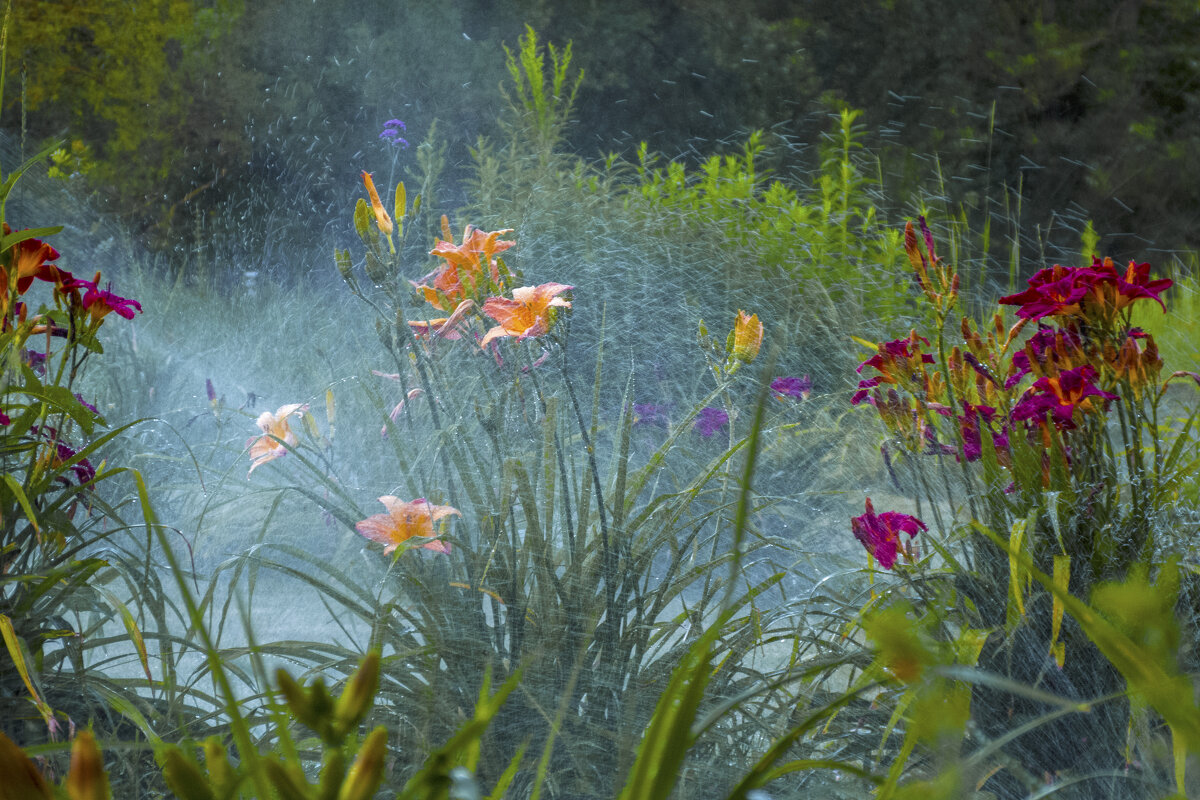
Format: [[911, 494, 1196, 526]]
[[355, 496, 461, 554], [731, 310, 763, 363], [414, 217, 514, 311], [479, 283, 572, 348], [361, 171, 393, 236], [247, 403, 308, 475]]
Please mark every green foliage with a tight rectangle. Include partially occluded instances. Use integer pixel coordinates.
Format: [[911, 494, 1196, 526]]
[[501, 25, 583, 162], [5, 1, 244, 225], [10, 16, 1200, 800], [2, 146, 145, 749], [848, 214, 1200, 795]]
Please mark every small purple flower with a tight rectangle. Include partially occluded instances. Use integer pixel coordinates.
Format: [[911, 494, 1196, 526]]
[[771, 375, 812, 401], [0, 411, 10, 426], [206, 378, 217, 405], [379, 118, 409, 148], [694, 407, 728, 437], [632, 403, 670, 427]]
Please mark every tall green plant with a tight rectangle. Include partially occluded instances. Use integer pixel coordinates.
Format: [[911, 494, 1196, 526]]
[[846, 214, 1200, 796], [189, 170, 824, 797]]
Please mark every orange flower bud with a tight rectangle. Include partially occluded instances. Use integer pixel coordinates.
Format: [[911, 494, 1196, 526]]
[[360, 172, 393, 236], [731, 310, 763, 364]]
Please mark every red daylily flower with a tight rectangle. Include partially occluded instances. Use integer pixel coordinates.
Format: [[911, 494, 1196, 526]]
[[2, 225, 67, 315]]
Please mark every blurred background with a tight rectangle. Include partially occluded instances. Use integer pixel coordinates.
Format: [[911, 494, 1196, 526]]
[[6, 0, 1200, 274]]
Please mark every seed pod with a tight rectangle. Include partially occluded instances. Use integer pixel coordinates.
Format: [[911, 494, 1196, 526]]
[[364, 252, 388, 286]]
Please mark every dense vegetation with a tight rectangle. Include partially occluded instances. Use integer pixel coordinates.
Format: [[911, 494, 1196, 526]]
[[4, 5, 1200, 800]]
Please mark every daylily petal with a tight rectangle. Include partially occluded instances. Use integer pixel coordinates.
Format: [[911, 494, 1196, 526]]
[[356, 496, 460, 555], [361, 171, 393, 236]]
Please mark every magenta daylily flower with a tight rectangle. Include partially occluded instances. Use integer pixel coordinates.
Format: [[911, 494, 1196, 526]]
[[63, 272, 142, 323], [1000, 258, 1172, 322], [1087, 255, 1173, 314], [851, 497, 926, 569], [954, 403, 1010, 462], [24, 350, 47, 374], [1006, 326, 1085, 389], [999, 265, 1088, 320], [74, 394, 99, 415], [852, 333, 935, 405], [31, 425, 95, 484]]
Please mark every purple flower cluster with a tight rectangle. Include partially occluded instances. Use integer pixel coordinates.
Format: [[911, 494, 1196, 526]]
[[632, 403, 671, 427], [771, 375, 812, 401], [379, 119, 409, 148], [694, 407, 729, 437]]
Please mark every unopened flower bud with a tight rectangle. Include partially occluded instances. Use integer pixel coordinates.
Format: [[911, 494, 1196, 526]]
[[364, 252, 388, 286], [162, 748, 216, 800], [337, 727, 388, 800], [66, 731, 110, 800], [731, 310, 763, 364], [361, 171, 394, 236], [334, 652, 380, 736]]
